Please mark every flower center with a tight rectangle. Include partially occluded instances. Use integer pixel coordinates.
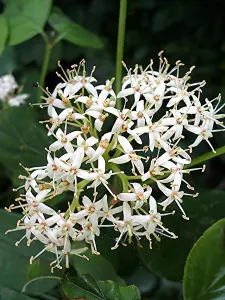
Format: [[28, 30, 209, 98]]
[[88, 205, 95, 214], [137, 112, 143, 118], [136, 193, 144, 200]]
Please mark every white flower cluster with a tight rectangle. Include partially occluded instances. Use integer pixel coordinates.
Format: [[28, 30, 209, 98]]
[[6, 55, 225, 272], [0, 74, 29, 107]]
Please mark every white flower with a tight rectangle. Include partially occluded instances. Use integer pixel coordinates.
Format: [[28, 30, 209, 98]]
[[118, 71, 149, 104], [157, 181, 188, 219], [143, 81, 165, 112], [96, 79, 116, 102], [100, 195, 123, 222], [161, 109, 188, 140], [132, 196, 177, 248], [87, 156, 117, 197], [0, 74, 18, 100], [88, 132, 112, 162], [134, 115, 169, 151], [186, 125, 215, 152], [109, 135, 145, 175], [23, 189, 56, 216], [75, 219, 101, 254], [118, 183, 152, 209], [75, 195, 103, 224], [85, 110, 108, 131], [49, 128, 80, 153], [130, 100, 151, 127], [111, 202, 133, 249], [64, 75, 97, 98], [155, 146, 191, 166], [104, 107, 130, 133], [35, 153, 68, 181], [41, 82, 66, 116], [8, 93, 29, 106], [77, 135, 98, 158], [141, 158, 165, 181], [47, 108, 73, 135]]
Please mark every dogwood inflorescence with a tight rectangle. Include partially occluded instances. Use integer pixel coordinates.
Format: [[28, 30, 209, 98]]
[[6, 53, 225, 272], [0, 74, 29, 107]]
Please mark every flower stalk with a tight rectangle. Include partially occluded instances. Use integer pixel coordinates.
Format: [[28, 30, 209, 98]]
[[115, 0, 128, 108]]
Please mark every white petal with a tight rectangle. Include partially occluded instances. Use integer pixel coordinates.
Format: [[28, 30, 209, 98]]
[[134, 126, 149, 134], [49, 141, 62, 152], [156, 152, 171, 166], [133, 160, 144, 175], [36, 189, 51, 202], [99, 88, 109, 102], [95, 119, 103, 131], [65, 82, 82, 96], [67, 131, 81, 141], [118, 135, 133, 153], [157, 182, 171, 197], [111, 118, 123, 133], [88, 147, 105, 162], [162, 118, 176, 126], [64, 142, 74, 153], [72, 147, 84, 168], [104, 107, 119, 117], [85, 110, 101, 119], [84, 82, 98, 97], [56, 128, 64, 139], [77, 170, 98, 180], [70, 247, 88, 255], [98, 156, 105, 173], [131, 183, 143, 194], [117, 88, 134, 98], [118, 193, 136, 201], [38, 203, 56, 215], [59, 108, 73, 120], [136, 100, 144, 112], [83, 195, 92, 207], [185, 125, 202, 135], [123, 202, 131, 221], [86, 137, 98, 147], [109, 154, 130, 164]]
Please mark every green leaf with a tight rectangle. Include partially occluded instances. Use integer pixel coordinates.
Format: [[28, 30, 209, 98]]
[[0, 15, 8, 56], [0, 106, 51, 182], [0, 287, 37, 300], [62, 274, 141, 300], [0, 47, 18, 76], [17, 36, 62, 73], [183, 218, 225, 300], [62, 274, 106, 299], [99, 281, 141, 300], [71, 242, 124, 285], [48, 7, 104, 49], [137, 189, 225, 281], [4, 0, 52, 45]]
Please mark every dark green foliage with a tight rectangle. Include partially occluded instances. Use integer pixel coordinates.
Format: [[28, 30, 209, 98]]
[[1, 0, 225, 299]]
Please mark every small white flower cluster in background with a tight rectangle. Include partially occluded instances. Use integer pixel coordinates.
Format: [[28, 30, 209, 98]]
[[6, 53, 225, 272], [0, 74, 29, 107]]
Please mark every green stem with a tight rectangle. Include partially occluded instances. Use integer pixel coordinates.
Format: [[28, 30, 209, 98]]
[[115, 0, 128, 109], [38, 41, 53, 98]]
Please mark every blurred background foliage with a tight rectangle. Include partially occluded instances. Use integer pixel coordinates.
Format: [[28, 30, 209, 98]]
[[0, 0, 225, 299]]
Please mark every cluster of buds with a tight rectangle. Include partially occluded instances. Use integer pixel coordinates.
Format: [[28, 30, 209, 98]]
[[6, 53, 225, 272], [0, 74, 29, 107]]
